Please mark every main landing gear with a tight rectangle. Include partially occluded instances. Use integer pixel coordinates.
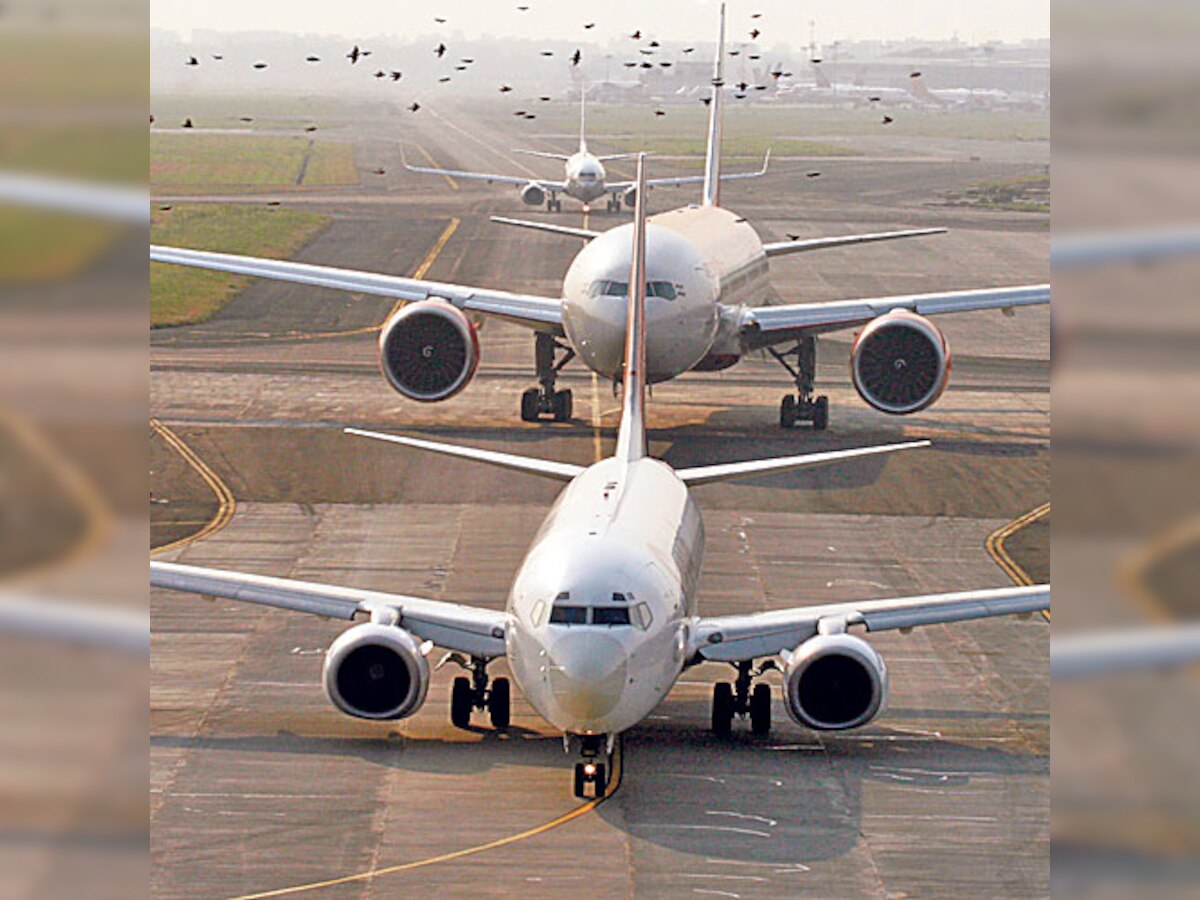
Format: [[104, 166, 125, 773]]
[[442, 653, 510, 729], [546, 195, 562, 213], [769, 336, 829, 430], [521, 332, 575, 422], [604, 196, 621, 213], [569, 733, 616, 799], [711, 660, 777, 736]]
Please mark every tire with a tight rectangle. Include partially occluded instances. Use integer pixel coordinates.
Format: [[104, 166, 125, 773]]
[[712, 682, 734, 736], [451, 676, 473, 729], [488, 677, 511, 729], [779, 395, 797, 429], [750, 683, 772, 735], [574, 763, 587, 798], [813, 396, 829, 431], [593, 763, 607, 797], [520, 388, 541, 422], [553, 389, 573, 422]]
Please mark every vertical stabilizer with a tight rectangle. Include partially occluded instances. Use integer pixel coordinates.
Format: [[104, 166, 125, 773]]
[[614, 154, 649, 463], [579, 86, 588, 154], [701, 3, 727, 207]]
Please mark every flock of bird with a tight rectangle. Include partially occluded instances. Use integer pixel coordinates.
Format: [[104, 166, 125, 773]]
[[164, 8, 909, 131]]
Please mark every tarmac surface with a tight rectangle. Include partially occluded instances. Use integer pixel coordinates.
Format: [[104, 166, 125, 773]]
[[151, 101, 1049, 898]]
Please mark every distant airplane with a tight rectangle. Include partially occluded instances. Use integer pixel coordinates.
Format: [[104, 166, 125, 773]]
[[150, 156, 1049, 797], [149, 5, 1046, 429], [402, 88, 769, 213]]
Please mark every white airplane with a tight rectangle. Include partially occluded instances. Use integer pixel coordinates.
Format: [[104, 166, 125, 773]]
[[149, 4, 1048, 430], [150, 155, 1050, 797], [402, 88, 769, 213]]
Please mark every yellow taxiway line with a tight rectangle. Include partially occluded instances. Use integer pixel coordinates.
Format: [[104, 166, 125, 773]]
[[1116, 513, 1200, 624], [414, 142, 459, 190], [150, 418, 235, 556], [227, 741, 623, 900], [985, 501, 1050, 620]]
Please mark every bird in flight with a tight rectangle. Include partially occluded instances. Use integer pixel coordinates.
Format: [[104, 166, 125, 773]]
[[185, 56, 198, 66], [648, 40, 659, 47], [181, 117, 194, 128], [571, 49, 581, 66], [750, 28, 760, 39], [390, 71, 402, 81], [630, 29, 641, 39], [751, 11, 762, 17], [372, 167, 386, 175], [347, 45, 363, 64], [408, 102, 420, 112], [910, 71, 922, 78], [882, 115, 894, 124], [253, 62, 268, 69], [700, 97, 712, 106], [654, 108, 666, 117], [806, 171, 821, 178], [583, 22, 594, 29], [211, 54, 223, 60], [373, 70, 386, 78], [306, 55, 321, 63], [438, 76, 451, 83], [435, 42, 447, 58], [434, 16, 446, 23], [238, 116, 253, 122], [499, 84, 513, 92], [304, 125, 318, 132], [538, 95, 551, 101], [682, 47, 695, 53], [729, 49, 740, 56], [540, 50, 554, 57]]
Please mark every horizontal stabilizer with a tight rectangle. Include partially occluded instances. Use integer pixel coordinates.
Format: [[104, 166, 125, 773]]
[[490, 216, 600, 240], [345, 427, 584, 482], [677, 440, 930, 487], [596, 152, 640, 163], [513, 149, 571, 161], [763, 227, 946, 258]]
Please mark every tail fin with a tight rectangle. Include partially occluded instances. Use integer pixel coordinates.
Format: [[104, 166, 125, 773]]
[[579, 86, 588, 154], [614, 154, 649, 463], [701, 2, 726, 207]]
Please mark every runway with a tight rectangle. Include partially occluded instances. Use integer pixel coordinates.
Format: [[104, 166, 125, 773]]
[[151, 100, 1049, 898]]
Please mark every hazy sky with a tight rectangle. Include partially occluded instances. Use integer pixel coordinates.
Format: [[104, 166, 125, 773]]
[[150, 0, 1048, 45]]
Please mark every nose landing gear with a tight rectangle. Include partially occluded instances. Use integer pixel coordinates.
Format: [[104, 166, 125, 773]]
[[441, 653, 510, 729], [520, 332, 576, 422], [569, 733, 618, 799], [770, 337, 829, 430], [711, 660, 777, 736]]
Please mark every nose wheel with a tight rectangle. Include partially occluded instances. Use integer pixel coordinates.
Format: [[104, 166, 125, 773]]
[[712, 660, 776, 736], [570, 733, 617, 799], [770, 337, 829, 430], [443, 654, 509, 729], [521, 333, 575, 422]]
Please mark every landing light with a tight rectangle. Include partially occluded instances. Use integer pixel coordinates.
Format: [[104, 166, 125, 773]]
[[583, 762, 597, 776]]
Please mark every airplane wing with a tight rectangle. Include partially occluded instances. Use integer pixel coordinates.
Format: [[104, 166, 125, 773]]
[[1051, 625, 1200, 680], [149, 245, 565, 334], [151, 561, 507, 658], [608, 150, 770, 192], [735, 283, 1049, 345], [1052, 226, 1200, 269], [512, 149, 571, 162], [0, 594, 148, 655], [403, 157, 564, 192], [490, 215, 601, 240], [0, 171, 148, 225], [762, 227, 946, 258], [692, 584, 1048, 663]]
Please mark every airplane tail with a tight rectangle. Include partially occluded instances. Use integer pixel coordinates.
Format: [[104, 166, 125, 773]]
[[701, 2, 727, 207], [614, 154, 650, 463]]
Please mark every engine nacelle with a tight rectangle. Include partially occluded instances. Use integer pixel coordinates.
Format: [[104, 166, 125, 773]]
[[378, 300, 480, 401], [783, 633, 888, 730], [622, 186, 637, 209], [850, 310, 950, 414], [521, 183, 546, 206], [322, 623, 430, 720]]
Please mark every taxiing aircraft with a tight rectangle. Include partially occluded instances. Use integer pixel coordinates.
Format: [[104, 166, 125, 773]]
[[402, 88, 769, 213], [151, 153, 1050, 798], [149, 4, 1047, 430]]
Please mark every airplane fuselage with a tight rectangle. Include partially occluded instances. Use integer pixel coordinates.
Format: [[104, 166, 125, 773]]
[[505, 455, 704, 735], [562, 205, 769, 382], [562, 151, 608, 203]]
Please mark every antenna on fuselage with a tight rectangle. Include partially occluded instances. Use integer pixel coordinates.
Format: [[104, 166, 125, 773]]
[[614, 154, 649, 463], [701, 2, 727, 207]]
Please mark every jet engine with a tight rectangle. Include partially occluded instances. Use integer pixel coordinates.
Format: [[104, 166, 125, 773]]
[[521, 183, 546, 206], [783, 633, 888, 730], [850, 309, 950, 414], [322, 622, 430, 720], [622, 186, 638, 209], [378, 300, 480, 401]]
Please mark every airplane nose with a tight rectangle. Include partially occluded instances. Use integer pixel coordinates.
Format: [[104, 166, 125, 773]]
[[547, 632, 628, 721]]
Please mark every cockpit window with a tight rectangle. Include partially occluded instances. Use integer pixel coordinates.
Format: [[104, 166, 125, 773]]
[[587, 280, 675, 300], [648, 281, 677, 300], [549, 605, 588, 625], [593, 607, 631, 626]]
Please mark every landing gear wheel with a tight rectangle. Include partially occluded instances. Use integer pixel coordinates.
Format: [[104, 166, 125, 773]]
[[451, 676, 473, 729], [750, 683, 772, 735], [488, 677, 511, 729], [780, 394, 797, 428], [712, 682, 734, 736], [520, 388, 541, 423], [813, 396, 829, 431], [573, 761, 608, 799], [552, 389, 573, 422]]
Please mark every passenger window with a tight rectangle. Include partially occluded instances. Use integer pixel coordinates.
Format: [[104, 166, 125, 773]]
[[549, 605, 587, 625], [593, 607, 631, 626]]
